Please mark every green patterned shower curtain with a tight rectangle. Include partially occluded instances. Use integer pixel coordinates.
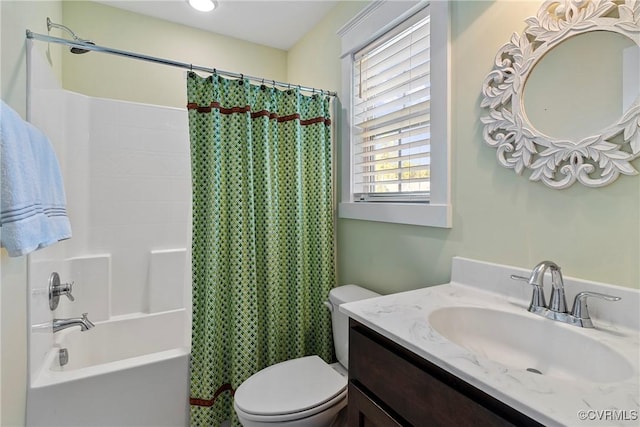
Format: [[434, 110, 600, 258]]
[[186, 72, 335, 426]]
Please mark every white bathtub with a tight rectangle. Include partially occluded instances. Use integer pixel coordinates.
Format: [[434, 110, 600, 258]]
[[26, 309, 191, 427]]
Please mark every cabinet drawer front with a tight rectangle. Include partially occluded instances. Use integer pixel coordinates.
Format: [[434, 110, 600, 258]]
[[349, 322, 516, 427], [348, 383, 404, 427]]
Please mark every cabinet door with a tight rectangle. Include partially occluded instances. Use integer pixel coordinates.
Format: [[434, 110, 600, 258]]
[[347, 383, 404, 427]]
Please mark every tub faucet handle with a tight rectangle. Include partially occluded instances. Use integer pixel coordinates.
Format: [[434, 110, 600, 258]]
[[59, 281, 75, 302], [49, 272, 75, 310]]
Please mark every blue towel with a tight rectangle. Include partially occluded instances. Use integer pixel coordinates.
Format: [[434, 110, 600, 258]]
[[0, 100, 72, 256]]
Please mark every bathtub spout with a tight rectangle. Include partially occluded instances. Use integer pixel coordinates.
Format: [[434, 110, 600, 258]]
[[53, 313, 95, 333]]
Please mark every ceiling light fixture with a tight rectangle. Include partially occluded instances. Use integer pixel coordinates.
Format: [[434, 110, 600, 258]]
[[188, 0, 217, 12]]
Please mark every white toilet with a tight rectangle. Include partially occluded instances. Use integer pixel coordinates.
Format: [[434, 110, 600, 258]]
[[233, 285, 379, 427]]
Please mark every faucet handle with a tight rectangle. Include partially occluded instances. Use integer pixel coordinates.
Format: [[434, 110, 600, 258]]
[[58, 281, 75, 302], [571, 291, 621, 323], [510, 274, 547, 310], [49, 273, 75, 310]]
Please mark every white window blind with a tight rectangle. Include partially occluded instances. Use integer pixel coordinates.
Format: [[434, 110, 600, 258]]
[[352, 9, 431, 203]]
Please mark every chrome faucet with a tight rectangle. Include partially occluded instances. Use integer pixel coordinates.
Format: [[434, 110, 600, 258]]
[[53, 313, 95, 333], [511, 261, 620, 328]]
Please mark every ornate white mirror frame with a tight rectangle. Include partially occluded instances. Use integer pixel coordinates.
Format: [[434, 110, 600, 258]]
[[481, 0, 640, 189]]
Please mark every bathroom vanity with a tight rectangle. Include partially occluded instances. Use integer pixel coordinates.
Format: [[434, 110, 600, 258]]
[[348, 319, 540, 426], [341, 257, 640, 427]]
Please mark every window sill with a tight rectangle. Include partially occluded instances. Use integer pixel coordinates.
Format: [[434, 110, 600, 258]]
[[338, 202, 452, 228]]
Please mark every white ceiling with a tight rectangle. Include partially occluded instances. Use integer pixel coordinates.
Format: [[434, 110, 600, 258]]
[[95, 0, 338, 50]]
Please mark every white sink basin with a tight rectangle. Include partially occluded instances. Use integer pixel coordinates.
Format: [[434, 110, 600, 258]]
[[428, 306, 633, 383]]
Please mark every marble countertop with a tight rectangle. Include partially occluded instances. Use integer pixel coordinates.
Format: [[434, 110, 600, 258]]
[[340, 257, 640, 427]]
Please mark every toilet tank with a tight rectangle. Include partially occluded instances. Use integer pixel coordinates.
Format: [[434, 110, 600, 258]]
[[328, 285, 380, 369]]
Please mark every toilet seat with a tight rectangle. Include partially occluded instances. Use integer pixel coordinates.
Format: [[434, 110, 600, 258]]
[[234, 356, 347, 423], [234, 388, 347, 423]]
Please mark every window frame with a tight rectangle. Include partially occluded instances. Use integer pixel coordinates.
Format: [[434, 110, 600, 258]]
[[338, 0, 451, 228]]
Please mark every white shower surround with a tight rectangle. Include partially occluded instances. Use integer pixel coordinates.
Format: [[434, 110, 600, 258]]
[[26, 42, 192, 426]]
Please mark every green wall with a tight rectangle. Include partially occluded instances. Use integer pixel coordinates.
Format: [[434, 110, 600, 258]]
[[289, 1, 640, 293], [61, 1, 288, 108]]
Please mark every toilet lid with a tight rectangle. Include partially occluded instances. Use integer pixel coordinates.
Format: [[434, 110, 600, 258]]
[[234, 355, 347, 417]]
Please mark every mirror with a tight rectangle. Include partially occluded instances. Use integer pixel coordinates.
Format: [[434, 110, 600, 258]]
[[524, 31, 635, 140], [481, 0, 640, 189]]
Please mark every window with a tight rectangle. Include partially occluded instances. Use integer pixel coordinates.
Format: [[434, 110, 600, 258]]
[[353, 11, 431, 203], [338, 1, 451, 227]]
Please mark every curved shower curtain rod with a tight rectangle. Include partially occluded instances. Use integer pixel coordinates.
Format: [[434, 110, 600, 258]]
[[25, 27, 338, 97]]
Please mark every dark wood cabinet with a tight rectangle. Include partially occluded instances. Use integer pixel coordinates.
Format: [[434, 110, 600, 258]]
[[348, 382, 403, 427], [347, 319, 543, 427]]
